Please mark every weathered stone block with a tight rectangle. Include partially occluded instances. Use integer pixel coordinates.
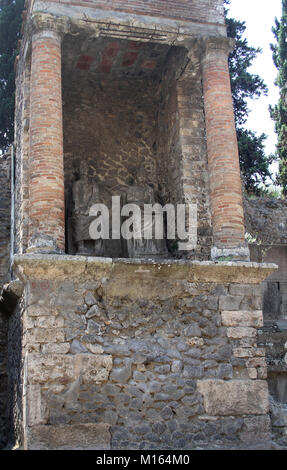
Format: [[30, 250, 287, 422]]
[[110, 364, 132, 383], [70, 339, 88, 354], [25, 385, 49, 426], [184, 324, 202, 337], [34, 315, 65, 328], [197, 379, 269, 416], [229, 284, 262, 297], [24, 423, 111, 450], [227, 327, 257, 339], [239, 415, 271, 445], [219, 295, 262, 311], [239, 337, 257, 348], [221, 310, 263, 328], [217, 364, 233, 379], [246, 357, 267, 368], [219, 296, 242, 311], [84, 292, 97, 306], [26, 328, 65, 344], [233, 348, 254, 358], [41, 343, 70, 354], [26, 305, 54, 317], [247, 368, 257, 379], [26, 353, 112, 385], [183, 365, 203, 378], [86, 343, 104, 354], [187, 337, 204, 348]]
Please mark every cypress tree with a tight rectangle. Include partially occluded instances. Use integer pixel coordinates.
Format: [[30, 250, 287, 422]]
[[270, 0, 287, 195], [0, 0, 24, 151], [225, 1, 274, 193]]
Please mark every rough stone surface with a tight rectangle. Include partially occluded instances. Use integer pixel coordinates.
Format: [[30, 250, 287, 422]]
[[7, 258, 274, 450], [0, 151, 11, 284], [222, 310, 263, 328], [197, 379, 269, 416], [0, 311, 8, 448], [24, 423, 111, 450], [244, 196, 287, 449], [26, 353, 112, 385], [245, 196, 287, 247], [0, 151, 11, 448]]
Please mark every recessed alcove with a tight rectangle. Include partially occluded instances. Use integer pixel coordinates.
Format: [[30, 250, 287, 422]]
[[62, 35, 189, 257]]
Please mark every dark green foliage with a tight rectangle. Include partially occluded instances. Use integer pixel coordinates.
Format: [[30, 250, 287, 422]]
[[226, 15, 267, 126], [270, 0, 287, 195], [237, 129, 274, 193], [0, 0, 24, 151], [225, 1, 274, 193]]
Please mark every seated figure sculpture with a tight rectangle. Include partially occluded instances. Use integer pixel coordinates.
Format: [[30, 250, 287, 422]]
[[69, 168, 168, 259], [71, 176, 123, 257]]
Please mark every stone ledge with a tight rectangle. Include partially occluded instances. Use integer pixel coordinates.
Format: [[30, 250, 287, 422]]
[[13, 253, 277, 284]]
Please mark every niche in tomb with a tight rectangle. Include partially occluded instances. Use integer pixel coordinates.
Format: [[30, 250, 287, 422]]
[[62, 36, 189, 259]]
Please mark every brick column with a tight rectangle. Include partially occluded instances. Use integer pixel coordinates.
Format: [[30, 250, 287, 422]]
[[28, 27, 65, 253], [202, 37, 249, 261]]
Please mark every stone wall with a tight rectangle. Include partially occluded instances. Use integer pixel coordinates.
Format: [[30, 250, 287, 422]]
[[176, 66, 212, 260], [244, 196, 287, 322], [0, 150, 11, 448], [244, 196, 287, 321], [0, 151, 11, 283], [245, 197, 287, 246], [0, 311, 8, 449], [63, 72, 159, 197], [14, 43, 30, 255], [6, 301, 24, 448], [12, 255, 275, 450], [244, 196, 287, 447]]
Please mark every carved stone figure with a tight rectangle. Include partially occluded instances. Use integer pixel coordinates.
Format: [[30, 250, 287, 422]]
[[69, 167, 168, 259], [124, 183, 168, 259], [70, 177, 123, 257]]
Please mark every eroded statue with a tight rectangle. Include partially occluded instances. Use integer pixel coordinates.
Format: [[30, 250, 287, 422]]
[[124, 183, 168, 259], [71, 177, 123, 257]]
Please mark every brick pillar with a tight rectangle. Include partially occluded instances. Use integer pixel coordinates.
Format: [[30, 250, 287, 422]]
[[202, 37, 249, 261], [28, 28, 65, 253]]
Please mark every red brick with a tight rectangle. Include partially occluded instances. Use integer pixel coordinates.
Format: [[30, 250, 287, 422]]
[[202, 44, 245, 249], [29, 31, 65, 252]]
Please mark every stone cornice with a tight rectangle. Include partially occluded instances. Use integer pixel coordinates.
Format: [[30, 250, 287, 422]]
[[24, 11, 228, 51], [13, 253, 277, 285]]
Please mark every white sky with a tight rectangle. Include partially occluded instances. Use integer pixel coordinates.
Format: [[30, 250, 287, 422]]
[[227, 0, 282, 175]]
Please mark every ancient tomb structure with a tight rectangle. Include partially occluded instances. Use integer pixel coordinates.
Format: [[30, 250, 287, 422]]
[[0, 0, 280, 449]]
